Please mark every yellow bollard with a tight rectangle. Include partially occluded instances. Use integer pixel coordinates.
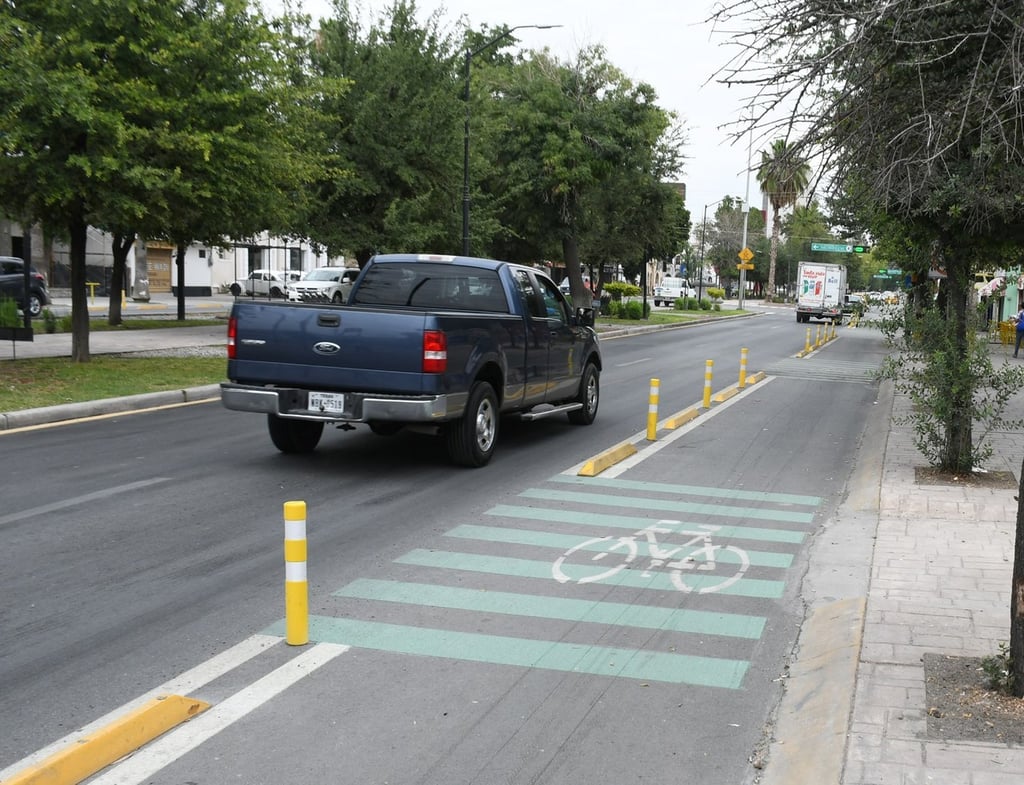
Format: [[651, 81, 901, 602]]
[[815, 324, 823, 347], [805, 327, 811, 353], [702, 360, 714, 409], [283, 500, 309, 646], [738, 347, 748, 389], [646, 378, 660, 441]]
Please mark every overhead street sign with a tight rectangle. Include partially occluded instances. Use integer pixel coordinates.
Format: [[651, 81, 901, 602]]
[[811, 242, 872, 254], [811, 242, 852, 253]]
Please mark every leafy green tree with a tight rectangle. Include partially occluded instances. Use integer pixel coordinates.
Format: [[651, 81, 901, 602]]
[[0, 0, 325, 356], [481, 45, 685, 305], [757, 139, 810, 298], [309, 0, 463, 264]]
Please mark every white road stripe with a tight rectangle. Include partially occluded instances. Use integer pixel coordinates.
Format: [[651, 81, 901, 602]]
[[89, 643, 350, 784], [0, 478, 172, 527]]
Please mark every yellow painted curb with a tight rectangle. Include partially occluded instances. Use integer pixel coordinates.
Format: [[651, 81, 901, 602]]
[[6, 694, 210, 785], [664, 407, 700, 430], [578, 440, 638, 476], [744, 371, 766, 385], [712, 386, 739, 403]]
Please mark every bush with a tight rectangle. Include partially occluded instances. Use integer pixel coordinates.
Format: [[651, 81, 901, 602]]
[[699, 298, 712, 311], [0, 297, 19, 327], [603, 281, 641, 301], [42, 308, 57, 333], [706, 287, 726, 301], [625, 299, 644, 320]]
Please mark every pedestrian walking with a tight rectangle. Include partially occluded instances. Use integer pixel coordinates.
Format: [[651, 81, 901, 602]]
[[1014, 305, 1024, 357]]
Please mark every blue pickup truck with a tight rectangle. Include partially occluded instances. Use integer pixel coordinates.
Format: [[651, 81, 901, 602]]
[[221, 254, 602, 466]]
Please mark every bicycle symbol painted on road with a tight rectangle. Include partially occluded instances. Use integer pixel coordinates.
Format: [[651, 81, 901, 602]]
[[552, 520, 750, 594]]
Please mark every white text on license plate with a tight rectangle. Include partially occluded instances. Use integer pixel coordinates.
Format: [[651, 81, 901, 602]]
[[309, 392, 345, 413]]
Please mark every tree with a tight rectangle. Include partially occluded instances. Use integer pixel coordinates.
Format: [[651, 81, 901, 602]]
[[756, 139, 810, 299], [481, 45, 685, 305], [309, 0, 463, 264], [0, 0, 324, 355], [713, 0, 1024, 696]]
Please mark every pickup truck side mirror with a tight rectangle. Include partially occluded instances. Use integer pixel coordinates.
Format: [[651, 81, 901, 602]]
[[575, 306, 595, 328]]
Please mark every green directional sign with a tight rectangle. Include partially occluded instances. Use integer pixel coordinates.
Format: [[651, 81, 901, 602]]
[[811, 242, 852, 253]]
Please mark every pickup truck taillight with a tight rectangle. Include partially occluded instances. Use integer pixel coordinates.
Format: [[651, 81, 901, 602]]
[[423, 330, 447, 373], [227, 316, 237, 359]]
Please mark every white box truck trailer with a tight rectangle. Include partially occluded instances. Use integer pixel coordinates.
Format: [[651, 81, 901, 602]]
[[796, 261, 847, 323]]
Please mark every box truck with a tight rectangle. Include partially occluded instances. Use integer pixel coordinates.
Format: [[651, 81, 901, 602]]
[[796, 261, 847, 323]]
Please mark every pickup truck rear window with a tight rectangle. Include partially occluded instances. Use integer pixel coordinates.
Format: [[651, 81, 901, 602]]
[[350, 263, 508, 312]]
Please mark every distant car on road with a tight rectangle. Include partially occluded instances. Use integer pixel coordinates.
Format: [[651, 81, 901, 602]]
[[286, 267, 360, 304], [0, 256, 50, 318], [228, 269, 299, 298], [653, 277, 696, 307]]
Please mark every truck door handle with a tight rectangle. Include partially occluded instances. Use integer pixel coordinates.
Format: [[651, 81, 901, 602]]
[[317, 314, 341, 328]]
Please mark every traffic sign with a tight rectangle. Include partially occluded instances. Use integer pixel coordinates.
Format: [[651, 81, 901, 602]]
[[811, 242, 852, 253], [738, 247, 754, 262], [737, 262, 754, 270]]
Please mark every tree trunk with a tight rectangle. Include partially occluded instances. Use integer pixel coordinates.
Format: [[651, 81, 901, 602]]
[[767, 215, 779, 298], [108, 233, 134, 326], [943, 252, 973, 472], [69, 213, 90, 363], [1013, 463, 1024, 697], [175, 242, 187, 321], [562, 234, 587, 307]]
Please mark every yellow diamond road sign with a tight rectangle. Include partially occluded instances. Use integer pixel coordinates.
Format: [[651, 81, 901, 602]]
[[738, 247, 754, 262]]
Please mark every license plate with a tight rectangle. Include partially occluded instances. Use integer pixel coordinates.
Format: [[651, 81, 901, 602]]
[[308, 391, 346, 413]]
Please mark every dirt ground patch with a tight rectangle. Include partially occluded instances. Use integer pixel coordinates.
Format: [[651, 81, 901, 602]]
[[914, 466, 1018, 489], [923, 653, 1024, 744]]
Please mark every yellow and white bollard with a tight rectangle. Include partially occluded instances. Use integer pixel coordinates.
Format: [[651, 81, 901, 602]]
[[703, 360, 714, 409], [805, 327, 812, 353], [738, 347, 748, 389], [283, 500, 309, 646], [646, 378, 660, 441], [815, 324, 823, 347]]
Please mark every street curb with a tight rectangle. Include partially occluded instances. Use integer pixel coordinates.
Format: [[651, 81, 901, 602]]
[[0, 384, 222, 430], [3, 694, 209, 785], [759, 598, 866, 785]]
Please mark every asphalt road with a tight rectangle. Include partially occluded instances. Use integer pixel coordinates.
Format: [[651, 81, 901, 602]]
[[0, 310, 889, 784]]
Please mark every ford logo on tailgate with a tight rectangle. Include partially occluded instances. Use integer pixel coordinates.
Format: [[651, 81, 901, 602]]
[[313, 342, 341, 355]]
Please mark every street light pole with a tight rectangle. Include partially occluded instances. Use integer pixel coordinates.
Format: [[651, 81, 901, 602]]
[[462, 24, 561, 256]]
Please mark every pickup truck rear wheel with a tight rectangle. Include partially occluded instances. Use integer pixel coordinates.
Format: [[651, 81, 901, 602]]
[[445, 381, 498, 467], [267, 415, 324, 453], [567, 362, 600, 425]]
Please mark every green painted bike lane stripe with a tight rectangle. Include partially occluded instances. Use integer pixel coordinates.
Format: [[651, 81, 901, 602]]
[[335, 578, 767, 639], [396, 549, 785, 598], [552, 475, 822, 507], [485, 505, 806, 544], [518, 488, 815, 524], [446, 524, 793, 569], [263, 615, 749, 688]]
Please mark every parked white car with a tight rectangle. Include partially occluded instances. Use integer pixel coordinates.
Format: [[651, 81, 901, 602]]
[[653, 277, 696, 307], [287, 267, 361, 304], [229, 269, 300, 298]]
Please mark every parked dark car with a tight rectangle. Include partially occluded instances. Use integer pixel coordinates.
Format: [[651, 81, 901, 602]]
[[0, 256, 50, 318]]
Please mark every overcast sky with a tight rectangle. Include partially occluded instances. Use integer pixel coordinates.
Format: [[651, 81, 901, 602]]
[[266, 0, 760, 227]]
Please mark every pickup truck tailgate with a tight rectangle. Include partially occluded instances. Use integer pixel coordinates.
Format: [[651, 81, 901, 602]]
[[229, 302, 435, 394]]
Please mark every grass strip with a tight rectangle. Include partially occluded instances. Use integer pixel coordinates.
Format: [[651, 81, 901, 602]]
[[0, 356, 225, 412]]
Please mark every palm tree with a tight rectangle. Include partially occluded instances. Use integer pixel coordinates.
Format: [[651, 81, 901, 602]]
[[757, 139, 810, 299]]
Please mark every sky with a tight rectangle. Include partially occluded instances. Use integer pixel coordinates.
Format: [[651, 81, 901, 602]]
[[266, 0, 761, 228]]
